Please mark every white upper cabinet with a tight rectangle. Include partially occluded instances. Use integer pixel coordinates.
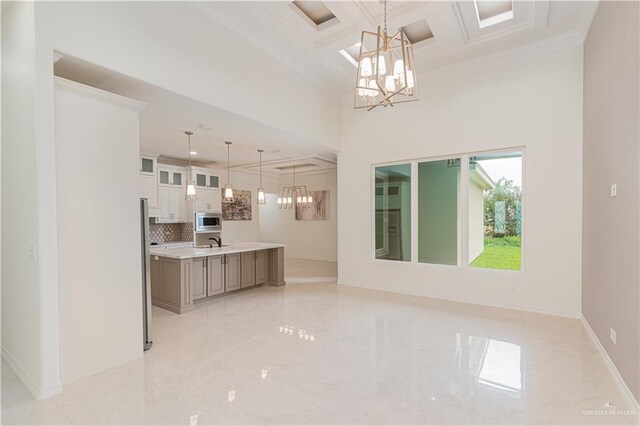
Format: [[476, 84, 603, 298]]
[[140, 155, 158, 207], [188, 167, 222, 213], [156, 185, 186, 222], [190, 168, 220, 190], [158, 166, 185, 188], [140, 156, 156, 175]]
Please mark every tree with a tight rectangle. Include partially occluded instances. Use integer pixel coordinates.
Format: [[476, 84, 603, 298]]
[[483, 178, 522, 237]]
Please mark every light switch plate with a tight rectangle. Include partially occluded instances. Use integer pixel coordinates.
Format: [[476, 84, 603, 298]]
[[610, 328, 617, 345], [610, 183, 617, 197]]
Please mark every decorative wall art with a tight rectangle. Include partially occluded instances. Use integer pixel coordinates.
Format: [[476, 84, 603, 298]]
[[295, 190, 329, 221], [222, 189, 252, 220]]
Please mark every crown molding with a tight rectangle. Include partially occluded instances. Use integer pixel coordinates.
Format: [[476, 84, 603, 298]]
[[54, 77, 147, 111]]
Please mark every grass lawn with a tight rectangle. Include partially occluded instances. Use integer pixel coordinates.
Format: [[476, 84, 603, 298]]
[[470, 236, 521, 271]]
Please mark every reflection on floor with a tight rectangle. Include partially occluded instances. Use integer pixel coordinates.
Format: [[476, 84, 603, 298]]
[[2, 261, 638, 425], [285, 257, 337, 284]]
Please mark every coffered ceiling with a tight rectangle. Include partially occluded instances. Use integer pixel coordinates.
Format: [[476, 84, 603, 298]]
[[192, 1, 597, 93]]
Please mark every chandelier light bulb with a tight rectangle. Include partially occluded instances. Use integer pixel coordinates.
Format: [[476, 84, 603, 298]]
[[385, 75, 396, 92], [308, 195, 313, 203], [377, 55, 386, 75], [393, 59, 404, 78], [407, 70, 415, 89], [368, 80, 378, 97], [358, 78, 367, 97], [360, 57, 372, 77], [277, 197, 282, 205]]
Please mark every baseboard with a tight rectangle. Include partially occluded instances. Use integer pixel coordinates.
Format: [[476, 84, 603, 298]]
[[580, 315, 640, 414], [1, 346, 62, 400], [337, 280, 581, 319]]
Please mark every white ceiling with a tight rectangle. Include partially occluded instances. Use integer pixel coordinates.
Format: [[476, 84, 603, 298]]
[[192, 1, 597, 93], [54, 56, 337, 171], [53, 1, 597, 170]]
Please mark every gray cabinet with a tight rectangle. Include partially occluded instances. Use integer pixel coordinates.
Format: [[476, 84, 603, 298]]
[[150, 256, 194, 314], [241, 251, 256, 288], [191, 257, 207, 301], [256, 250, 269, 284], [207, 256, 224, 296], [150, 256, 163, 301], [225, 253, 241, 292]]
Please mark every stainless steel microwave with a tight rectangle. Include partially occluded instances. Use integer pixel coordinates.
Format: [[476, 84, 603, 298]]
[[194, 212, 222, 233]]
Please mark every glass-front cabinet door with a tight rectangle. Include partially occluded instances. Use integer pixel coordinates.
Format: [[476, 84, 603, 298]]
[[172, 171, 183, 187], [209, 175, 219, 188], [158, 169, 170, 186], [140, 157, 155, 175], [196, 173, 207, 188]]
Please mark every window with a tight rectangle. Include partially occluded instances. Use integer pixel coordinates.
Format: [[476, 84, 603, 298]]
[[418, 158, 461, 265], [374, 164, 411, 262], [468, 151, 522, 271], [373, 149, 524, 271]]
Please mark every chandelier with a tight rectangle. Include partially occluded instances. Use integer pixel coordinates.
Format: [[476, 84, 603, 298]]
[[277, 165, 313, 209], [354, 0, 418, 111]]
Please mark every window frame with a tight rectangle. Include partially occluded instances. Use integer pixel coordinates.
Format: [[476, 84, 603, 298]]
[[371, 147, 526, 274]]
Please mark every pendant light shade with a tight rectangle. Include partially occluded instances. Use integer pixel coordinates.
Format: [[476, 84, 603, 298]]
[[224, 141, 234, 203], [257, 149, 266, 205], [185, 131, 197, 201]]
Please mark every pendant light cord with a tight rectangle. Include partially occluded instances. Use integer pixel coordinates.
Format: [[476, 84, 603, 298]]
[[259, 150, 263, 187], [227, 143, 230, 185], [188, 134, 192, 167]]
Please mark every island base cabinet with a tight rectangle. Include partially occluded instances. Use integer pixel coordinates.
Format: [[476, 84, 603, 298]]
[[207, 256, 224, 296], [255, 250, 269, 284], [241, 252, 256, 288], [191, 257, 207, 301], [150, 256, 194, 314], [225, 253, 241, 292]]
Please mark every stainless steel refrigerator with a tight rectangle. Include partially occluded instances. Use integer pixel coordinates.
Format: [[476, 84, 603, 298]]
[[140, 198, 153, 351]]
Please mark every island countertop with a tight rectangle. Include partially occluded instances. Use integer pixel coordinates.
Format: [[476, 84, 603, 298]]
[[149, 242, 286, 260]]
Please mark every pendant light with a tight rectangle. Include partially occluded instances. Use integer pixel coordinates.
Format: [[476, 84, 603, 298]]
[[277, 165, 313, 209], [354, 0, 418, 111], [257, 149, 266, 205], [185, 131, 197, 201], [223, 141, 234, 203]]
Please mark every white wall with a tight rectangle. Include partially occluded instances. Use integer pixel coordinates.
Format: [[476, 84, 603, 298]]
[[259, 170, 337, 262], [55, 79, 144, 384], [1, 1, 55, 398], [217, 169, 279, 244], [338, 47, 583, 317]]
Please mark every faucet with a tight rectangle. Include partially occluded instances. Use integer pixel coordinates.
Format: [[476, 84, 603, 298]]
[[209, 236, 222, 248]]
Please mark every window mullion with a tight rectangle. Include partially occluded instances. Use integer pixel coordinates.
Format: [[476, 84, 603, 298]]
[[411, 161, 418, 264], [460, 155, 470, 268]]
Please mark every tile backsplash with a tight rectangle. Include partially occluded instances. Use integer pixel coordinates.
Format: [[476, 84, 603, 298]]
[[149, 222, 193, 244]]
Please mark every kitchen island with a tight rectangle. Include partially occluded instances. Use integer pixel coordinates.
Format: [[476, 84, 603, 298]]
[[149, 242, 285, 314]]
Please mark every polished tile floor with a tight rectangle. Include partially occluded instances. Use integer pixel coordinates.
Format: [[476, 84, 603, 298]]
[[2, 260, 638, 425]]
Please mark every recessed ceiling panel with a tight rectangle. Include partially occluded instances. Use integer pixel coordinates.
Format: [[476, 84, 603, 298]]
[[474, 0, 514, 28], [292, 1, 336, 26], [401, 19, 434, 44]]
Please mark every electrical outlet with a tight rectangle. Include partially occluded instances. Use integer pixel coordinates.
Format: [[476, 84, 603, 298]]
[[610, 183, 617, 197], [610, 328, 617, 345]]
